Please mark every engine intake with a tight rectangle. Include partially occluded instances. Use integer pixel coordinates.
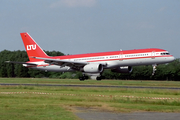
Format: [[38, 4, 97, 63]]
[[83, 64, 103, 73], [111, 66, 133, 73]]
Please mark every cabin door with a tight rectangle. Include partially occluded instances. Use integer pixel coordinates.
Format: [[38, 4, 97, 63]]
[[119, 52, 123, 61], [151, 51, 155, 59]]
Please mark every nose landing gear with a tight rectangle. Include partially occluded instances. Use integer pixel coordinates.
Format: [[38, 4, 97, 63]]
[[152, 64, 157, 75]]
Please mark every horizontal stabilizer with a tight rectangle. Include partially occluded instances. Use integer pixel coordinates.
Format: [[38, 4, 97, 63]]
[[5, 61, 37, 66]]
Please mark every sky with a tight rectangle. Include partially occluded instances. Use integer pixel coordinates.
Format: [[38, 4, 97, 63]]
[[0, 0, 180, 58]]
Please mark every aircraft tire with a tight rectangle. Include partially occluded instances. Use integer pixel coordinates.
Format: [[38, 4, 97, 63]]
[[84, 76, 89, 80], [96, 77, 102, 81], [79, 77, 85, 81]]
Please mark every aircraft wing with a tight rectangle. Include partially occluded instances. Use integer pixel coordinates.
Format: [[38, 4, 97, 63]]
[[31, 57, 89, 69]]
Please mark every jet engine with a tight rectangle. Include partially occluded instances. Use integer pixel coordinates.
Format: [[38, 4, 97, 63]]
[[111, 66, 133, 73], [83, 64, 103, 73]]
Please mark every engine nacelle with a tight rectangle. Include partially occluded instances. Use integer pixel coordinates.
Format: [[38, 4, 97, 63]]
[[83, 64, 103, 73], [111, 66, 133, 73]]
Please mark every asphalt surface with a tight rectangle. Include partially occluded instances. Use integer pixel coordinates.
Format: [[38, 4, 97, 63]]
[[1, 83, 180, 90], [76, 111, 180, 120], [74, 107, 180, 120]]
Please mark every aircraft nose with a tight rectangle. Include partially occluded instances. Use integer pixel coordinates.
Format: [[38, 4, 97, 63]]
[[170, 56, 175, 62]]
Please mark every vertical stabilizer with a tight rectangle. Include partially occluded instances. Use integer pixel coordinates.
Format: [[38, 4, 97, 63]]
[[20, 32, 49, 61]]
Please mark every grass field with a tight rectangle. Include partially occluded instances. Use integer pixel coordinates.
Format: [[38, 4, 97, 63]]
[[1, 78, 180, 87], [0, 78, 180, 120]]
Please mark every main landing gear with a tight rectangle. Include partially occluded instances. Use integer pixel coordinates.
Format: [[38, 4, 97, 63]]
[[96, 77, 102, 81], [79, 75, 89, 81], [79, 75, 102, 81]]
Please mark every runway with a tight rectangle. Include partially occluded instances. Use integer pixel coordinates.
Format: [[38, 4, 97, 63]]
[[1, 83, 180, 90], [74, 107, 180, 120]]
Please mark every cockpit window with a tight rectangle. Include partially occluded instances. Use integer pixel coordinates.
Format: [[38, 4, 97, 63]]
[[161, 53, 170, 55]]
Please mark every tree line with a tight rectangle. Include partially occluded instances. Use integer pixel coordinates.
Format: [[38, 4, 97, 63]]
[[0, 50, 180, 80]]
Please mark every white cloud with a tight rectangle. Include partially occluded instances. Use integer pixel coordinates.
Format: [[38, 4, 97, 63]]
[[50, 0, 97, 8]]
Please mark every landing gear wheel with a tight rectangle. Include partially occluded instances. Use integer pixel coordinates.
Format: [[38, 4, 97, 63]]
[[79, 75, 89, 81], [79, 77, 85, 81], [96, 77, 102, 81], [84, 76, 89, 79]]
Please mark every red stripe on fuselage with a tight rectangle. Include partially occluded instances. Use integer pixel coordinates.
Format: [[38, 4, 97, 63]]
[[52, 48, 167, 60], [26, 48, 170, 64]]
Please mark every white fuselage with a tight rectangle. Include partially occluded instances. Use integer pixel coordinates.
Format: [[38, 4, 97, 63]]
[[26, 51, 175, 72]]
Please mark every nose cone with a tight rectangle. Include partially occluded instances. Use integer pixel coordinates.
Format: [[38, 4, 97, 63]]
[[169, 56, 175, 62]]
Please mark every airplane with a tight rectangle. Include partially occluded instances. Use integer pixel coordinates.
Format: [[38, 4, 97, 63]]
[[6, 32, 175, 80]]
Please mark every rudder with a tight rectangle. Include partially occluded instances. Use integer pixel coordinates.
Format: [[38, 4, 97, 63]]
[[20, 32, 49, 61]]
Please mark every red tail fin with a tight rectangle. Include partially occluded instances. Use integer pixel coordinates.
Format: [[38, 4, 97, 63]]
[[20, 32, 49, 61]]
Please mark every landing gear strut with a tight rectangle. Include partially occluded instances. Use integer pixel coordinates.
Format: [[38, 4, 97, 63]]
[[152, 64, 157, 75]]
